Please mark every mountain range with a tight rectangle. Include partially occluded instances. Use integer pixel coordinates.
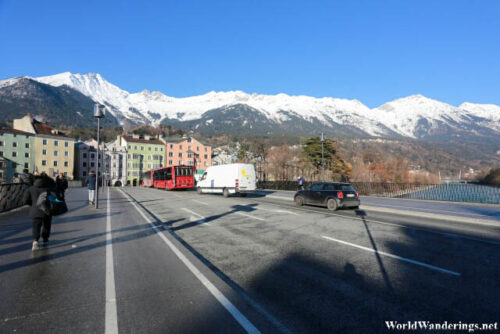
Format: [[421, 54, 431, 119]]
[[1, 72, 499, 147]]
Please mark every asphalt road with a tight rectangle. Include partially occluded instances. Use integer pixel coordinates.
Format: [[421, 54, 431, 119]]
[[1, 187, 499, 333]]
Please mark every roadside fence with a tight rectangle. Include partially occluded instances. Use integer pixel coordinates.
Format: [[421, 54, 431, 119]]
[[257, 181, 500, 205]]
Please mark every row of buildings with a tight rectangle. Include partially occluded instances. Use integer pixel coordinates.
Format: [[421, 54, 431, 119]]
[[0, 115, 212, 186]]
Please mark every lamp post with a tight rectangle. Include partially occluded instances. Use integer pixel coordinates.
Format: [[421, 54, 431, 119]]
[[321, 132, 325, 182], [93, 104, 105, 209]]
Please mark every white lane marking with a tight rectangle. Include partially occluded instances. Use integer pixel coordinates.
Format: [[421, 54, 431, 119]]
[[118, 189, 260, 334], [267, 195, 293, 201], [182, 208, 210, 226], [321, 235, 461, 276], [105, 188, 118, 334], [192, 199, 209, 205], [257, 207, 299, 216], [235, 212, 266, 221]]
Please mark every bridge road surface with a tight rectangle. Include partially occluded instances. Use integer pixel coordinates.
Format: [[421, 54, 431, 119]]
[[0, 187, 498, 333]]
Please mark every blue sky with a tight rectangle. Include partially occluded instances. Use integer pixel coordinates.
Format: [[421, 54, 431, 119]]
[[0, 0, 499, 108]]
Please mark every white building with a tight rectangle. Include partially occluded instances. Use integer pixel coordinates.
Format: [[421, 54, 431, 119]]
[[105, 138, 127, 186]]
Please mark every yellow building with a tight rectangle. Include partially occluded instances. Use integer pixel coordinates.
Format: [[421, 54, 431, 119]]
[[13, 115, 76, 179]]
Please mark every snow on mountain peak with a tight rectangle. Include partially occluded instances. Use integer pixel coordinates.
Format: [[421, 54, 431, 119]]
[[29, 72, 500, 138]]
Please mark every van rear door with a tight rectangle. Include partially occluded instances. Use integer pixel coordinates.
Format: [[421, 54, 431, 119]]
[[237, 165, 256, 191]]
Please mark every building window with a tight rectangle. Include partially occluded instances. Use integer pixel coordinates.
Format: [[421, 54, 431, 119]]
[[197, 146, 200, 151], [64, 172, 67, 177], [168, 160, 173, 165], [53, 161, 58, 167], [170, 144, 173, 149], [83, 162, 87, 167], [188, 146, 191, 151], [205, 161, 208, 166], [91, 162, 95, 167], [141, 146, 144, 150], [54, 151, 58, 156], [64, 161, 68, 167], [205, 147, 208, 152], [65, 151, 69, 157], [54, 140, 58, 146], [25, 143, 30, 148], [160, 147, 163, 152], [179, 160, 182, 165], [0, 151, 3, 157], [24, 163, 29, 169], [169, 152, 173, 157], [91, 153, 95, 159], [128, 145, 131, 149], [83, 153, 87, 158], [188, 153, 193, 158], [13, 142, 17, 147], [155, 147, 158, 151], [25, 153, 29, 158], [42, 160, 47, 166], [43, 149, 47, 155], [12, 152, 17, 157], [43, 139, 47, 145], [204, 154, 208, 159], [83, 171, 87, 177], [65, 141, 68, 147], [134, 146, 137, 150], [179, 145, 182, 149], [0, 141, 3, 146], [178, 153, 182, 158], [148, 163, 151, 169], [148, 147, 151, 151]]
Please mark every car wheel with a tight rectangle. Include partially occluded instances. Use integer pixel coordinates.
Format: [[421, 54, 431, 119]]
[[223, 188, 229, 198], [327, 198, 338, 211], [197, 187, 202, 194], [295, 196, 304, 206]]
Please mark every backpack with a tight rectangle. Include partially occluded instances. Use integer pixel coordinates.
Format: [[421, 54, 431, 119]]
[[36, 190, 68, 216]]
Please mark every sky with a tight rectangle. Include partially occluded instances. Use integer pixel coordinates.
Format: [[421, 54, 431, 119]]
[[0, 0, 499, 108]]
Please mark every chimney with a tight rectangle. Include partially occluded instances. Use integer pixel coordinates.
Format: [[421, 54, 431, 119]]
[[144, 135, 151, 140], [132, 134, 140, 139]]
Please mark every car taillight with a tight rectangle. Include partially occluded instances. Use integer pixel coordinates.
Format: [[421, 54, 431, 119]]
[[356, 192, 359, 197], [338, 191, 344, 199]]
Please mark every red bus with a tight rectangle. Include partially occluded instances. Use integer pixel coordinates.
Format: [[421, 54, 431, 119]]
[[143, 165, 195, 190]]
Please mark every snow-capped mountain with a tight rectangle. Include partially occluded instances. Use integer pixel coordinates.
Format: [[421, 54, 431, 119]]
[[1, 72, 498, 142]]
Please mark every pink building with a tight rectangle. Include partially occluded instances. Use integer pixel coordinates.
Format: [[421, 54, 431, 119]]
[[161, 137, 212, 170]]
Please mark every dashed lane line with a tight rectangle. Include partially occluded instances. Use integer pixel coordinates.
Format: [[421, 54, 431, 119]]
[[321, 235, 461, 276], [182, 208, 210, 226], [118, 189, 261, 334]]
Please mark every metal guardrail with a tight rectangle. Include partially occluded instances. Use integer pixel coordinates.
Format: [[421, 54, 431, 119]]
[[257, 181, 500, 205], [0, 180, 83, 213]]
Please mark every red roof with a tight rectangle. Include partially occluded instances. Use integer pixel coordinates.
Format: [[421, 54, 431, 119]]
[[33, 120, 69, 137]]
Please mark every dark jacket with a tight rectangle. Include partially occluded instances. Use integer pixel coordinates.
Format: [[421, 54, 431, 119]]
[[55, 176, 68, 192], [23, 176, 57, 219], [19, 172, 34, 186], [86, 174, 96, 190]]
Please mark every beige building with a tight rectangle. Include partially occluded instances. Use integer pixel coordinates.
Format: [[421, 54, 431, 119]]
[[13, 115, 76, 179]]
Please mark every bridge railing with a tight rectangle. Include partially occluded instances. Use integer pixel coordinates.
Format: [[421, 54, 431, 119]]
[[0, 180, 83, 213], [257, 181, 500, 204]]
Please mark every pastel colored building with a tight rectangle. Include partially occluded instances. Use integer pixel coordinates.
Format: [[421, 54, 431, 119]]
[[105, 138, 127, 186], [0, 129, 35, 182], [119, 134, 164, 186], [13, 115, 75, 179], [161, 137, 212, 170], [74, 139, 110, 181]]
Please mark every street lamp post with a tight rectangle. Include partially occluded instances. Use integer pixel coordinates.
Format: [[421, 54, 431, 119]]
[[93, 104, 105, 209], [321, 132, 325, 182]]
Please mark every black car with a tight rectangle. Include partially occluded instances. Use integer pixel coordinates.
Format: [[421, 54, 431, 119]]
[[294, 182, 360, 211]]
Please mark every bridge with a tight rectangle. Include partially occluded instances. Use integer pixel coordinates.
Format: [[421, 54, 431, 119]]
[[1, 186, 499, 333]]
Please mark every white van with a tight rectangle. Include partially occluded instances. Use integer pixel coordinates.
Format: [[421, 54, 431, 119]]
[[197, 163, 256, 197]]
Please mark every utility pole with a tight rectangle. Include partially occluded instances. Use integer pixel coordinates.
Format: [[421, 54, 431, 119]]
[[321, 132, 325, 182]]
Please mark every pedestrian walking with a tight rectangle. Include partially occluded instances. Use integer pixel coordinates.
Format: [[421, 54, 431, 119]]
[[55, 172, 68, 199], [86, 171, 96, 205], [23, 172, 57, 251], [19, 168, 34, 187], [297, 175, 305, 190]]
